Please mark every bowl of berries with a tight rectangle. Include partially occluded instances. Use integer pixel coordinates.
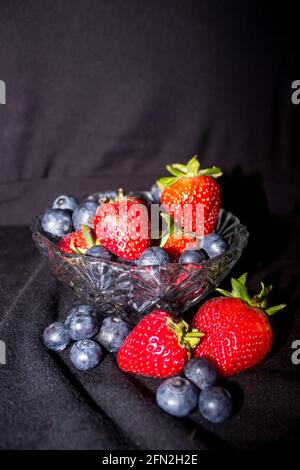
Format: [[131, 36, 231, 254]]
[[31, 156, 249, 323]]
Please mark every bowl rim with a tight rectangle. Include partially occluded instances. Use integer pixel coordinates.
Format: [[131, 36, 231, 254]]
[[30, 208, 249, 272]]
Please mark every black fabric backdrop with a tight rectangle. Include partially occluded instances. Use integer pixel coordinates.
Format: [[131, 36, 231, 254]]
[[0, 0, 299, 450]]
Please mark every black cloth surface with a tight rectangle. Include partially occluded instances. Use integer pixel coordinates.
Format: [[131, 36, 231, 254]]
[[0, 0, 300, 450]]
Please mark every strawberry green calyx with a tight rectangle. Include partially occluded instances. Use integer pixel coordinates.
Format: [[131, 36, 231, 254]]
[[166, 317, 204, 356], [159, 212, 194, 247], [69, 239, 84, 255], [159, 212, 176, 247], [105, 188, 138, 204], [70, 225, 99, 255], [101, 188, 126, 205], [157, 155, 223, 190], [81, 225, 97, 247], [216, 273, 286, 316]]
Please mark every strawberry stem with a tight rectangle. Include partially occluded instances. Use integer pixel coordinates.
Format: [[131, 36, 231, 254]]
[[166, 317, 204, 356], [159, 212, 197, 247], [117, 188, 125, 200], [157, 156, 223, 189], [216, 273, 286, 316]]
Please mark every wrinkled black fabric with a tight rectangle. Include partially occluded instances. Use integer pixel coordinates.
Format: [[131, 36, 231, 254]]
[[0, 0, 300, 450]]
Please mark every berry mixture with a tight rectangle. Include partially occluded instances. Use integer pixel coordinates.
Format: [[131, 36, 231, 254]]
[[39, 155, 286, 425], [39, 156, 228, 265]]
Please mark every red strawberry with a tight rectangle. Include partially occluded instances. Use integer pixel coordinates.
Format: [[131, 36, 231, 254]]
[[94, 190, 150, 260], [160, 212, 198, 262], [58, 226, 98, 254], [117, 310, 203, 378], [157, 156, 222, 236], [192, 273, 286, 376], [163, 234, 198, 262]]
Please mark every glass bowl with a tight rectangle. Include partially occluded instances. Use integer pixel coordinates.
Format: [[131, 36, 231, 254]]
[[31, 208, 248, 323]]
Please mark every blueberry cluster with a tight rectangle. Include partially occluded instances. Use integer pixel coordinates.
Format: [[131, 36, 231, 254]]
[[43, 305, 130, 371], [156, 358, 233, 423], [41, 193, 114, 239], [136, 232, 227, 267], [128, 184, 161, 205]]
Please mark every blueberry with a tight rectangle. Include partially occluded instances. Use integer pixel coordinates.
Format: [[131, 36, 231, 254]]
[[84, 191, 117, 205], [156, 377, 199, 417], [72, 201, 98, 230], [184, 358, 218, 390], [200, 234, 228, 258], [128, 191, 153, 205], [98, 190, 117, 201], [43, 321, 70, 351], [64, 305, 100, 340], [137, 247, 170, 266], [199, 386, 233, 423], [70, 340, 103, 371], [179, 249, 207, 265], [41, 208, 74, 238], [86, 246, 112, 261], [96, 316, 131, 352], [52, 195, 78, 212], [150, 184, 161, 204]]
